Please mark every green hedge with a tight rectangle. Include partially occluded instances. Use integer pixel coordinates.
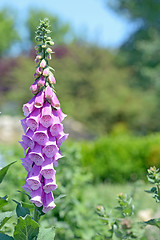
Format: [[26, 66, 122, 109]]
[[80, 133, 160, 183]]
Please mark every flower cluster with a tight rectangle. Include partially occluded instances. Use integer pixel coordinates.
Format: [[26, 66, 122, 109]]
[[19, 19, 68, 213]]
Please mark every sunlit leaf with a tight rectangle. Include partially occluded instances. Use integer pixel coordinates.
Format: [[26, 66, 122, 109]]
[[0, 161, 16, 184], [14, 215, 39, 240]]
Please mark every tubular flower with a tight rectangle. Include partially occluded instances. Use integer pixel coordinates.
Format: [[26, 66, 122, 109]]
[[20, 19, 68, 213]]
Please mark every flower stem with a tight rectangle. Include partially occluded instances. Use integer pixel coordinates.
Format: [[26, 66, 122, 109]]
[[33, 205, 40, 223]]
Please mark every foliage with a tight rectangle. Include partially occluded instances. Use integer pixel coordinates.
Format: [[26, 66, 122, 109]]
[[96, 194, 141, 239], [0, 9, 19, 56], [107, 0, 160, 133], [145, 166, 160, 203], [1, 44, 156, 135], [80, 133, 160, 182], [96, 167, 160, 239]]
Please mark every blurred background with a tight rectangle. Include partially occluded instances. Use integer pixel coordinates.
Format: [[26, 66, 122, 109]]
[[0, 0, 160, 239]]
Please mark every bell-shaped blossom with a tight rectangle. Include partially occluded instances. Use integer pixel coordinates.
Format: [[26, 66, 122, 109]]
[[34, 90, 45, 108], [29, 143, 44, 166], [40, 101, 53, 128], [33, 124, 49, 145], [30, 187, 43, 207], [41, 157, 56, 179], [53, 151, 64, 167], [50, 92, 60, 109], [43, 68, 49, 77], [57, 131, 69, 147], [48, 75, 56, 84], [23, 96, 36, 117], [52, 108, 67, 122], [38, 76, 46, 87], [50, 120, 63, 137], [22, 129, 35, 150], [22, 181, 32, 195], [43, 177, 57, 194], [45, 85, 53, 100], [26, 164, 42, 190], [30, 79, 39, 94], [26, 108, 41, 132], [42, 134, 58, 158], [36, 67, 43, 75], [21, 150, 33, 172], [42, 191, 56, 213]]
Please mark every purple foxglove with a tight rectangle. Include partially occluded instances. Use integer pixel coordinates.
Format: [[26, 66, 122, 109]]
[[22, 181, 32, 195], [26, 108, 41, 132], [30, 79, 39, 94], [36, 67, 43, 75], [34, 90, 45, 108], [26, 164, 42, 190], [50, 92, 60, 109], [42, 191, 56, 213], [48, 75, 56, 84], [21, 150, 33, 172], [29, 143, 44, 166], [40, 101, 53, 128], [20, 19, 68, 213], [40, 59, 46, 68], [53, 108, 67, 122], [44, 85, 53, 100], [23, 95, 36, 117], [38, 76, 46, 87], [22, 129, 35, 149], [33, 124, 49, 146], [43, 177, 57, 194], [50, 121, 63, 137], [41, 157, 56, 179], [43, 68, 49, 77], [30, 187, 43, 207], [57, 131, 69, 147], [46, 48, 52, 54], [42, 134, 58, 158]]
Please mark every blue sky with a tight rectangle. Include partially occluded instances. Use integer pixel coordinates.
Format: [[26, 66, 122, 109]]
[[0, 0, 136, 48]]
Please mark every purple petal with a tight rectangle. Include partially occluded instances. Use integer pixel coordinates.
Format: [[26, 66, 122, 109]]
[[42, 191, 56, 213], [40, 101, 53, 128]]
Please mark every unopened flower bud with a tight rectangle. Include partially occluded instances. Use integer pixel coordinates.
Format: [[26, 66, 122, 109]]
[[43, 68, 49, 77], [48, 75, 56, 84], [40, 59, 46, 68], [45, 85, 53, 100], [30, 80, 39, 94], [34, 90, 45, 108], [46, 48, 52, 54], [36, 67, 43, 75], [38, 76, 46, 87]]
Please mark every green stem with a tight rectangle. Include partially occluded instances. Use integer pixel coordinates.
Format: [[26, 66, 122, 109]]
[[33, 205, 39, 223]]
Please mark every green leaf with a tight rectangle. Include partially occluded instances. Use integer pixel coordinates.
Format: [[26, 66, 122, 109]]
[[37, 227, 55, 240], [15, 201, 30, 217], [0, 211, 13, 230], [14, 215, 39, 240], [0, 161, 16, 184], [54, 194, 66, 203], [0, 195, 8, 209], [0, 233, 14, 240], [145, 218, 160, 229]]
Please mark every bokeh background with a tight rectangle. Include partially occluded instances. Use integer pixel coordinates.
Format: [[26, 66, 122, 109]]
[[0, 0, 160, 239]]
